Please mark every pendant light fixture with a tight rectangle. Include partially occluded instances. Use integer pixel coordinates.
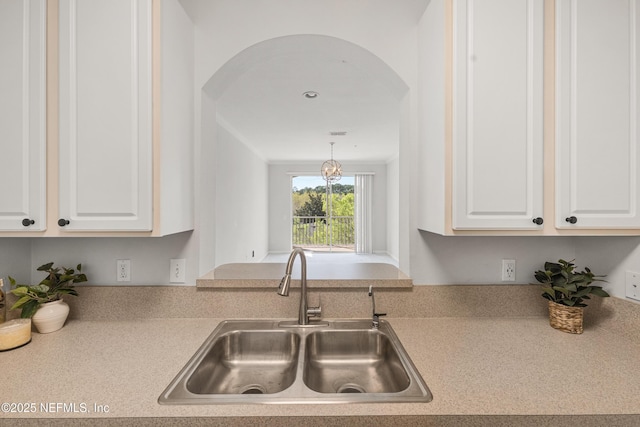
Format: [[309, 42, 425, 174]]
[[321, 142, 342, 183]]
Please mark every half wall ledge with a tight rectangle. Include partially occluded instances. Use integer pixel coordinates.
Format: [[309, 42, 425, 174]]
[[196, 263, 412, 288]]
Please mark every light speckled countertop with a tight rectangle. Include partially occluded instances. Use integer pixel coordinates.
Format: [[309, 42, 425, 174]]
[[2, 315, 640, 425]]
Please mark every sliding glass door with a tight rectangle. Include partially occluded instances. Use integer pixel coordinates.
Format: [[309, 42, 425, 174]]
[[291, 176, 355, 252]]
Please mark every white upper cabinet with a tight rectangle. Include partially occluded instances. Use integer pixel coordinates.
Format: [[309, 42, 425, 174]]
[[0, 0, 194, 236], [556, 0, 640, 229], [0, 0, 46, 231], [420, 0, 640, 235], [452, 0, 544, 229], [420, 0, 545, 234], [58, 0, 153, 231]]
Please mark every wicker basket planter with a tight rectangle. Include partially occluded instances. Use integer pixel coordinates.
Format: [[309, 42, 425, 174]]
[[548, 300, 584, 334]]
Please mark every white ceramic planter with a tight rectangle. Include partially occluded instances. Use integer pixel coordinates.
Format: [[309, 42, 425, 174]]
[[32, 299, 70, 334]]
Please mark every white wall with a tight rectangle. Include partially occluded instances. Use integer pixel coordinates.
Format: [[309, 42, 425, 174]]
[[1, 236, 200, 287], [195, 92, 218, 277], [418, 0, 446, 234], [214, 123, 269, 266], [267, 164, 292, 254], [576, 237, 640, 300], [370, 166, 389, 254], [0, 239, 31, 289], [159, 0, 195, 235], [28, 233, 195, 285], [411, 233, 578, 285], [268, 162, 390, 255], [183, 0, 421, 96], [386, 156, 400, 261]]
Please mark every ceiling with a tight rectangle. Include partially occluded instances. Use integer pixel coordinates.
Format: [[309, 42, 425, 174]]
[[182, 0, 430, 163], [216, 49, 403, 163]]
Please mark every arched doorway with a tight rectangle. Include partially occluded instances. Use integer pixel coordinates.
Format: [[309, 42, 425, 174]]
[[199, 35, 410, 270]]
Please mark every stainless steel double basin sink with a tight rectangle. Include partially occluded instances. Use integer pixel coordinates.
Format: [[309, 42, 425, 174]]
[[159, 319, 432, 404]]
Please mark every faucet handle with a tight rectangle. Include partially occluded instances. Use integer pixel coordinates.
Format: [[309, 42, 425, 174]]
[[372, 312, 386, 329], [368, 285, 387, 328], [307, 306, 322, 318], [307, 294, 322, 319]]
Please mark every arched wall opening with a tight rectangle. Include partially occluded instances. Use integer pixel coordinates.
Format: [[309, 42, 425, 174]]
[[197, 34, 412, 276]]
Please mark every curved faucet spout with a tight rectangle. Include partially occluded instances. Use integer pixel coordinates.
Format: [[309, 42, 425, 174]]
[[277, 248, 319, 325]]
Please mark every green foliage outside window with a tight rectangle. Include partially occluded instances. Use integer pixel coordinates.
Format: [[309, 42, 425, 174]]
[[292, 186, 355, 247]]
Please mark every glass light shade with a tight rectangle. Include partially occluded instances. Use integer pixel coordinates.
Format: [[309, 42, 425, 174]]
[[321, 159, 342, 182]]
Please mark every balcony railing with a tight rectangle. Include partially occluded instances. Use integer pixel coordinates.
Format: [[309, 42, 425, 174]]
[[292, 216, 354, 249]]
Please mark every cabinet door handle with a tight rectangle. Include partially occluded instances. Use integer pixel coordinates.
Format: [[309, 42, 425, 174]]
[[532, 217, 543, 225], [22, 218, 35, 227], [58, 219, 70, 227], [565, 216, 578, 224]]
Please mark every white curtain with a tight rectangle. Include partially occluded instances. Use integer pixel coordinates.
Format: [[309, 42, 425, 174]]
[[354, 174, 373, 254]]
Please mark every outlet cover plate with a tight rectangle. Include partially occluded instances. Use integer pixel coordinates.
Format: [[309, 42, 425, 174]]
[[502, 259, 516, 282], [625, 271, 640, 301], [117, 259, 131, 282], [170, 259, 186, 283]]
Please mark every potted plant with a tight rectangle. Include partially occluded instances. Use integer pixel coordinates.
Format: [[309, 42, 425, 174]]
[[533, 259, 609, 334], [9, 262, 87, 333]]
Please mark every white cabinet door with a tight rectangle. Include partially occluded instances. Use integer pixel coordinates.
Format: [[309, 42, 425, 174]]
[[58, 0, 152, 231], [0, 0, 46, 231], [556, 0, 640, 228], [452, 0, 545, 229]]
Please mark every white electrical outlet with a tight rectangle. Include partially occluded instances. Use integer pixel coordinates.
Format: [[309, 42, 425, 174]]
[[117, 259, 130, 282], [502, 259, 516, 282], [625, 271, 640, 301], [170, 259, 186, 283]]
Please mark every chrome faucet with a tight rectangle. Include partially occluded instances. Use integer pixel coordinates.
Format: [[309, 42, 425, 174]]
[[277, 248, 321, 325], [368, 285, 387, 329]]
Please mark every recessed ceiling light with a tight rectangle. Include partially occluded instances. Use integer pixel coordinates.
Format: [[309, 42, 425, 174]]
[[303, 91, 319, 99]]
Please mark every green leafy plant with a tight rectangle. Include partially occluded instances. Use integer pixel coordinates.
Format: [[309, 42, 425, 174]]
[[9, 262, 87, 318], [533, 259, 609, 307]]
